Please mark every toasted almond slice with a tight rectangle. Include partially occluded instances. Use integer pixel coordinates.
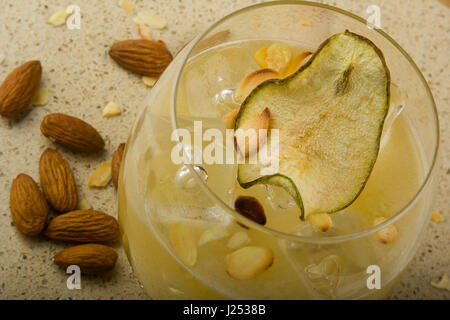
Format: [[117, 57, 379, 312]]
[[142, 76, 158, 87], [226, 246, 274, 280], [283, 51, 312, 77], [266, 43, 292, 74], [169, 223, 197, 267], [431, 211, 445, 223], [0, 53, 5, 65], [119, 0, 134, 14], [133, 11, 167, 29], [103, 101, 121, 117], [31, 87, 49, 106], [235, 69, 281, 103], [235, 107, 270, 157], [227, 231, 250, 249], [308, 213, 332, 232], [198, 226, 229, 246], [223, 109, 239, 129], [48, 10, 69, 26], [431, 274, 450, 291], [254, 47, 268, 68], [373, 217, 398, 244], [77, 199, 92, 210], [138, 24, 152, 40], [88, 161, 112, 187], [298, 18, 312, 26]]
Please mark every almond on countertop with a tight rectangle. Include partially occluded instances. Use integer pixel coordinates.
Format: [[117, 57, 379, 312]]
[[112, 143, 125, 189], [40, 113, 105, 153], [48, 10, 69, 26], [88, 161, 112, 188], [31, 87, 49, 106], [138, 24, 152, 41], [119, 0, 134, 14], [133, 11, 167, 29], [102, 101, 121, 117], [142, 76, 158, 87], [0, 60, 42, 118]]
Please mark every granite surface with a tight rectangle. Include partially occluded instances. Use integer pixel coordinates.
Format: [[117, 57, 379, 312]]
[[0, 0, 448, 299]]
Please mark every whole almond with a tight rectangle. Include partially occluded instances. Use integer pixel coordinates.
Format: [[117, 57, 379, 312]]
[[44, 210, 120, 243], [0, 60, 42, 118], [53, 244, 118, 275], [40, 113, 105, 153], [111, 143, 125, 189], [39, 148, 78, 212], [109, 39, 173, 77], [10, 174, 49, 236]]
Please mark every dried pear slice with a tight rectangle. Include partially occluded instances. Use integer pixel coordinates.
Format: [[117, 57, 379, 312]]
[[236, 31, 390, 220]]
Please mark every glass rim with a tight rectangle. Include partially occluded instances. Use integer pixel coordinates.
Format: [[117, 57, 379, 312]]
[[170, 0, 440, 244]]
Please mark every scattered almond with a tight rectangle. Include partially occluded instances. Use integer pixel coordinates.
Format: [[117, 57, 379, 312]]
[[235, 108, 270, 157], [77, 199, 92, 210], [111, 143, 125, 189], [309, 213, 332, 232], [102, 101, 121, 117], [119, 0, 134, 14], [169, 223, 197, 267], [373, 217, 398, 244], [431, 211, 444, 223], [0, 54, 5, 65], [254, 47, 268, 69], [10, 174, 49, 236], [431, 274, 450, 291], [41, 113, 105, 153], [283, 51, 312, 77], [133, 11, 167, 29], [226, 246, 274, 280], [235, 69, 280, 102], [44, 210, 120, 243], [31, 87, 49, 106], [142, 76, 158, 87], [48, 10, 69, 27], [88, 161, 112, 188], [39, 148, 78, 212], [109, 39, 173, 77], [0, 60, 42, 118], [234, 196, 266, 225], [138, 24, 152, 41], [266, 42, 292, 74], [53, 244, 118, 275], [298, 18, 312, 26], [223, 109, 239, 129], [227, 231, 250, 249], [198, 226, 229, 246]]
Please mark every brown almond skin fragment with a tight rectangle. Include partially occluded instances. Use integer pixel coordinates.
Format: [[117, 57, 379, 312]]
[[53, 244, 118, 275], [40, 113, 105, 153], [0, 60, 42, 118], [39, 148, 78, 212], [111, 143, 125, 189], [234, 196, 267, 225], [109, 39, 173, 77], [44, 210, 120, 243], [10, 174, 49, 236]]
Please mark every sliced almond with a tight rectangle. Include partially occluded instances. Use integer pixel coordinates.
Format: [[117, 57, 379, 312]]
[[235, 69, 280, 103], [169, 223, 197, 267], [431, 274, 450, 291], [223, 109, 239, 129], [226, 246, 274, 280], [31, 87, 49, 106], [102, 101, 121, 117], [254, 47, 268, 69], [77, 199, 92, 210], [235, 107, 270, 157], [227, 231, 250, 249], [0, 54, 5, 65], [431, 211, 444, 223], [119, 0, 134, 14], [48, 10, 69, 26], [308, 213, 332, 232], [133, 11, 167, 29], [138, 24, 152, 40], [373, 217, 398, 244], [198, 226, 229, 246], [88, 161, 112, 188], [283, 51, 312, 77], [298, 18, 312, 26], [142, 76, 158, 87], [266, 42, 292, 74]]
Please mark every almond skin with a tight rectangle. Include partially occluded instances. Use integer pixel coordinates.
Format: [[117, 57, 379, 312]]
[[109, 39, 173, 77], [111, 143, 125, 189], [0, 60, 42, 118], [10, 174, 49, 236], [53, 244, 118, 275], [44, 210, 120, 243], [39, 148, 78, 212]]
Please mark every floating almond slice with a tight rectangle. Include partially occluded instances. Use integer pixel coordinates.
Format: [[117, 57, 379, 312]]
[[283, 51, 312, 78], [102, 101, 121, 117], [308, 213, 332, 232], [266, 42, 292, 74], [119, 0, 134, 14], [88, 161, 112, 188], [198, 226, 229, 246], [227, 231, 250, 249], [31, 87, 49, 106], [133, 11, 167, 29], [235, 69, 281, 103], [373, 217, 398, 244], [169, 223, 197, 267], [48, 10, 69, 26], [223, 109, 239, 129], [226, 246, 274, 280], [138, 24, 152, 41], [254, 47, 268, 68], [235, 107, 270, 157]]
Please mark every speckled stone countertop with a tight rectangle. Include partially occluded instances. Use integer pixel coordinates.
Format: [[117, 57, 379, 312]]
[[0, 0, 448, 299]]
